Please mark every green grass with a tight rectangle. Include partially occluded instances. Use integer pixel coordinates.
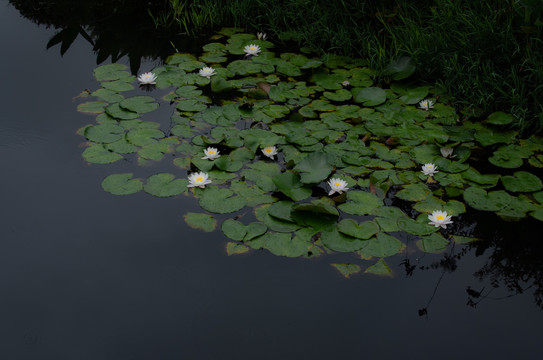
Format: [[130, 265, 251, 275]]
[[157, 0, 543, 133]]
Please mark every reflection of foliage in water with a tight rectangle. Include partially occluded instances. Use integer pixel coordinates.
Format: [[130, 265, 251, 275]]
[[8, 0, 203, 73], [76, 29, 543, 287]]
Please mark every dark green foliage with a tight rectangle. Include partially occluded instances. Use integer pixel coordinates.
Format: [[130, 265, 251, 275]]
[[162, 0, 543, 132]]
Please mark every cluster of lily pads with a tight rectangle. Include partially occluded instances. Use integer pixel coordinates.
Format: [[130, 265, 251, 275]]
[[77, 28, 543, 278]]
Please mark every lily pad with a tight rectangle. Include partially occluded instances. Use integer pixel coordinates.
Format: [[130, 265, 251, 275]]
[[184, 212, 217, 232], [272, 172, 312, 201], [416, 233, 449, 253], [320, 228, 367, 252], [293, 152, 333, 184], [337, 219, 379, 239], [82, 144, 123, 164], [101, 173, 142, 195], [144, 173, 188, 197], [199, 187, 247, 214], [226, 242, 251, 255], [120, 96, 159, 114], [364, 258, 393, 276], [463, 187, 512, 211], [352, 87, 387, 106], [501, 171, 543, 192], [331, 263, 361, 278], [221, 219, 267, 241], [358, 232, 404, 258]]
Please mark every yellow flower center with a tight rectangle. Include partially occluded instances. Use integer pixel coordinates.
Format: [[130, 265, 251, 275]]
[[208, 150, 215, 154], [144, 75, 150, 79], [265, 148, 272, 153], [334, 182, 342, 187], [250, 46, 256, 50], [436, 215, 444, 220], [195, 177, 203, 182]]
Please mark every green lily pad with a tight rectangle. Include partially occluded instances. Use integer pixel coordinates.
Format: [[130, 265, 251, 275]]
[[463, 187, 512, 211], [323, 89, 352, 102], [226, 242, 250, 255], [320, 228, 367, 252], [358, 232, 404, 258], [92, 89, 124, 103], [249, 232, 311, 257], [94, 63, 130, 81], [144, 173, 188, 197], [397, 215, 438, 235], [460, 167, 500, 187], [293, 152, 333, 184], [84, 124, 124, 143], [331, 263, 361, 278], [82, 144, 123, 164], [101, 173, 142, 195], [501, 171, 543, 192], [77, 101, 108, 114], [395, 183, 431, 202], [221, 219, 267, 241], [337, 219, 379, 239], [199, 187, 247, 214], [184, 212, 217, 232], [338, 191, 383, 216], [416, 233, 449, 253], [486, 111, 514, 125], [364, 258, 393, 276], [120, 96, 159, 114], [352, 87, 387, 106], [272, 172, 312, 201], [101, 79, 134, 92], [105, 103, 139, 120]]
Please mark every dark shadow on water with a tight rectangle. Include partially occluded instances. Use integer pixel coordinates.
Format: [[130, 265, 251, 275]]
[[9, 0, 208, 74]]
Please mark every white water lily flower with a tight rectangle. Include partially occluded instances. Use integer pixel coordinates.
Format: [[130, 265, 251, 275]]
[[137, 72, 157, 85], [327, 178, 349, 196], [428, 210, 453, 229], [440, 147, 456, 158], [244, 44, 261, 56], [421, 163, 439, 176], [342, 80, 350, 87], [419, 99, 434, 110], [187, 172, 212, 188], [199, 66, 216, 79], [201, 147, 220, 160], [257, 32, 267, 41], [261, 146, 278, 159]]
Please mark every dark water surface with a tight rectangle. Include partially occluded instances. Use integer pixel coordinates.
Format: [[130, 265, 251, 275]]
[[1, 1, 542, 359]]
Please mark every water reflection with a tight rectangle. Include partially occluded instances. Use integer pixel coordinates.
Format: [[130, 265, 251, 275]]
[[8, 0, 206, 73]]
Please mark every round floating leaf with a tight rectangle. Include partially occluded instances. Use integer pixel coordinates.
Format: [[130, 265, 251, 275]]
[[94, 63, 130, 81], [226, 242, 250, 255], [352, 87, 387, 106], [500, 171, 543, 192], [338, 191, 383, 216], [82, 144, 123, 164], [144, 173, 188, 197], [358, 232, 404, 258], [364, 258, 393, 276], [463, 187, 512, 211], [293, 152, 333, 184], [460, 167, 500, 187], [176, 99, 208, 112], [488, 147, 525, 168], [321, 228, 367, 252], [255, 205, 300, 233], [101, 79, 134, 92], [272, 172, 312, 201], [199, 187, 247, 214], [120, 96, 159, 114], [337, 219, 379, 239], [84, 124, 124, 143], [105, 103, 139, 120], [184, 212, 217, 232], [331, 263, 361, 278], [77, 101, 108, 114], [221, 219, 267, 241], [92, 88, 124, 103], [323, 89, 352, 102], [397, 216, 437, 236], [398, 86, 429, 105], [268, 201, 295, 222], [486, 111, 514, 125], [101, 173, 142, 195], [496, 195, 537, 219], [416, 233, 449, 253], [127, 128, 164, 146], [395, 183, 431, 202]]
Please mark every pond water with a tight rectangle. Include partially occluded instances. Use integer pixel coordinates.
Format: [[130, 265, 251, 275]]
[[1, 1, 543, 359]]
